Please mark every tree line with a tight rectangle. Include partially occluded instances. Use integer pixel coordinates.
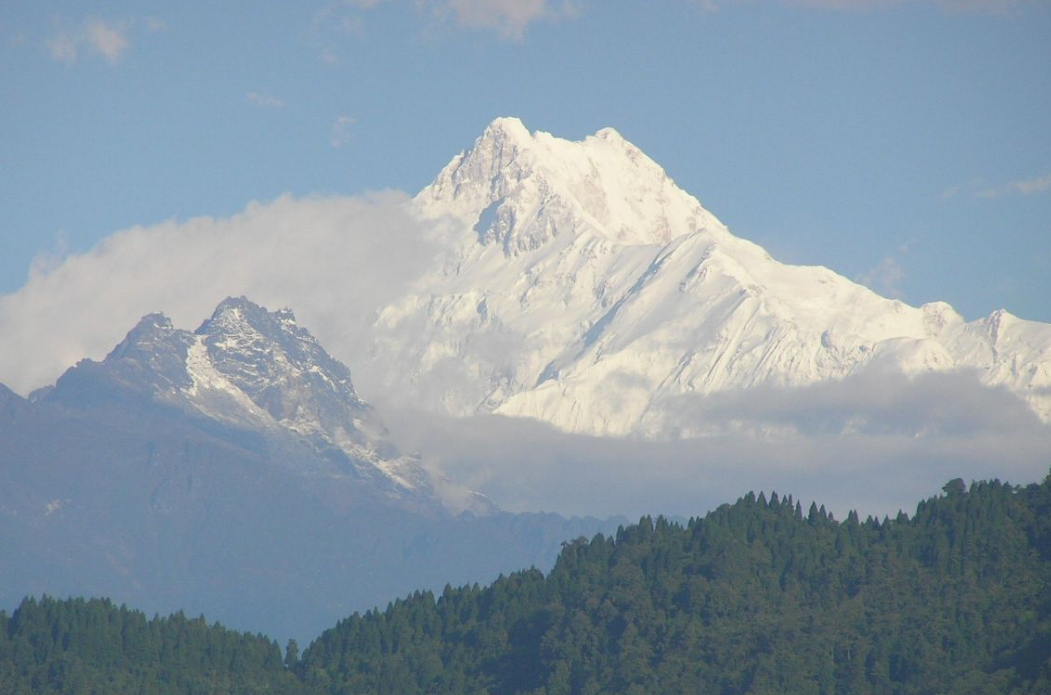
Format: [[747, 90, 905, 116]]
[[3, 472, 1049, 694]]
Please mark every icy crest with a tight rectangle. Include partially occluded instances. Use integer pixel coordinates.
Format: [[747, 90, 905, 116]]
[[416, 117, 727, 254]]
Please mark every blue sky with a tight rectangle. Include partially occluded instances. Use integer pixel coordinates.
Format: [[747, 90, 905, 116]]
[[2, 0, 1050, 324]]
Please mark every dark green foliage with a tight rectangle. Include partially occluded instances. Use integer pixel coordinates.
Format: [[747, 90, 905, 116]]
[[4, 473, 1050, 694], [0, 597, 311, 695], [299, 473, 1051, 695]]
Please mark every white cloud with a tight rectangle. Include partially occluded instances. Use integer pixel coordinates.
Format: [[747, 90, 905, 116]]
[[381, 372, 1051, 521], [978, 172, 1051, 199], [1008, 172, 1051, 196], [247, 91, 287, 108], [310, 1, 369, 60], [330, 115, 356, 147], [144, 17, 168, 33], [856, 256, 905, 298], [2, 195, 1045, 521], [0, 192, 439, 398], [44, 17, 139, 65], [698, 0, 1049, 13], [442, 0, 566, 38], [340, 0, 578, 39], [45, 32, 78, 64], [83, 18, 129, 63]]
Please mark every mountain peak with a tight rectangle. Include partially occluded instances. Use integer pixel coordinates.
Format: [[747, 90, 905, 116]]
[[416, 117, 727, 254], [128, 312, 174, 338], [377, 120, 1051, 434], [593, 126, 625, 142], [194, 297, 357, 410], [62, 297, 451, 506], [205, 295, 272, 330], [213, 295, 257, 313], [198, 297, 308, 362], [481, 116, 531, 144], [105, 311, 180, 361]]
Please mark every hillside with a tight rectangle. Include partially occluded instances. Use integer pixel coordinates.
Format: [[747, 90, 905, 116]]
[[6, 473, 1046, 694], [298, 472, 1051, 694]]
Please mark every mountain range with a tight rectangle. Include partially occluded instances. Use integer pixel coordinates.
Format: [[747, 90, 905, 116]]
[[0, 297, 615, 641], [366, 117, 1051, 437], [2, 116, 1049, 642], [50, 296, 464, 511]]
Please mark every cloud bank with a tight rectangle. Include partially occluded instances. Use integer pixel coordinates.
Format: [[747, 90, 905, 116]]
[[0, 192, 437, 397], [382, 371, 1051, 522], [3, 193, 1046, 522]]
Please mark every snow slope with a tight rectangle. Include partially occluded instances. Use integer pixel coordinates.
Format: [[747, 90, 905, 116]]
[[367, 117, 1051, 437]]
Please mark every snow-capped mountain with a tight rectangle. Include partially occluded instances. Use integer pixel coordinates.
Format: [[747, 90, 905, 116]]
[[367, 117, 1051, 437], [2, 295, 621, 640], [53, 296, 451, 507]]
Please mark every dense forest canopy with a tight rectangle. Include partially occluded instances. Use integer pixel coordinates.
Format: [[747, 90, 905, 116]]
[[0, 597, 307, 695], [3, 473, 1050, 694]]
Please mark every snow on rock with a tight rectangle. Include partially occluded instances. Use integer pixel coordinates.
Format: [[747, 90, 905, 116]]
[[367, 117, 1051, 435], [94, 298, 482, 510], [416, 116, 726, 253]]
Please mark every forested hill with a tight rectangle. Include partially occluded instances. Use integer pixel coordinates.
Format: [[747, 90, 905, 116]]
[[298, 475, 1051, 695], [3, 474, 1050, 694], [0, 597, 309, 695]]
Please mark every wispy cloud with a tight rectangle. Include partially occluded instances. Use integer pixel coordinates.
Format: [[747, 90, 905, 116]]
[[856, 239, 915, 298], [329, 0, 579, 41], [330, 115, 356, 148], [247, 91, 287, 108], [857, 256, 905, 298], [698, 0, 1048, 14], [310, 4, 367, 64], [144, 17, 168, 33], [45, 32, 79, 64], [979, 172, 1051, 199], [44, 16, 154, 66], [440, 0, 576, 39], [943, 172, 1051, 200], [83, 18, 129, 63]]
